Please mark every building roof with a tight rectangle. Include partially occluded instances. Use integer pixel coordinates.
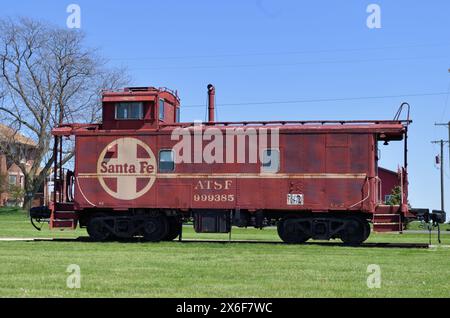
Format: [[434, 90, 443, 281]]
[[0, 124, 37, 147]]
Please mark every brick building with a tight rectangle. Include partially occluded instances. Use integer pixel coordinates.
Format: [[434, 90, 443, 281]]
[[0, 124, 45, 207]]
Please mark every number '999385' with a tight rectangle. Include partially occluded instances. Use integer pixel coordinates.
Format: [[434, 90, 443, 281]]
[[193, 194, 235, 202]]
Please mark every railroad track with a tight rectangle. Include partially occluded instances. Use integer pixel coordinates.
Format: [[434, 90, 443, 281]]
[[0, 237, 436, 248]]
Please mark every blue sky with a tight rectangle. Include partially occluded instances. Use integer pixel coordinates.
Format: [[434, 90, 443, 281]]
[[2, 0, 450, 215]]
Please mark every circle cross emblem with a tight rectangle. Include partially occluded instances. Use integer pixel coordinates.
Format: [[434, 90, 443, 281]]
[[97, 137, 156, 200]]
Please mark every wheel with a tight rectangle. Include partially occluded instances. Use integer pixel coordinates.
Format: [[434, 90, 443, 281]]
[[162, 217, 182, 241], [142, 215, 168, 242], [87, 214, 112, 242], [340, 217, 368, 246], [277, 218, 310, 244], [363, 219, 371, 241]]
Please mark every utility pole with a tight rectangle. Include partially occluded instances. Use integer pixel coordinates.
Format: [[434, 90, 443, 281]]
[[431, 139, 448, 211], [435, 122, 450, 172]]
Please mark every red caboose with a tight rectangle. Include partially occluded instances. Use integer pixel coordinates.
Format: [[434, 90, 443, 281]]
[[30, 85, 445, 245]]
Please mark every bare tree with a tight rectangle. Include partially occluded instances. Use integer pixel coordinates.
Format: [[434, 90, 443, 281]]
[[0, 17, 130, 210]]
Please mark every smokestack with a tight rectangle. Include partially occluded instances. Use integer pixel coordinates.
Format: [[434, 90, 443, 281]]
[[207, 84, 215, 122]]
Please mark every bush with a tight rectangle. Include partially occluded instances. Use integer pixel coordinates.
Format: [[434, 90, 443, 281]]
[[8, 184, 25, 207], [386, 186, 402, 205]]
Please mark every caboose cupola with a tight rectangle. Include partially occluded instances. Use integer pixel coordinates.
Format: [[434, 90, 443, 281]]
[[101, 86, 180, 130]]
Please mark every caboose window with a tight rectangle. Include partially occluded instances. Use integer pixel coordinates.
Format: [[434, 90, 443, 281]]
[[175, 107, 180, 122], [261, 149, 280, 173], [115, 102, 143, 120], [159, 150, 175, 172], [159, 99, 165, 120]]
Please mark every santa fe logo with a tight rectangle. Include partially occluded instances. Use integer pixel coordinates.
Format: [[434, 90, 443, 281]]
[[97, 138, 157, 200]]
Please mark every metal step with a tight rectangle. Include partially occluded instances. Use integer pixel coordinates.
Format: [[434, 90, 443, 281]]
[[373, 222, 402, 232], [50, 202, 77, 230], [53, 211, 78, 219], [375, 204, 401, 215], [373, 214, 401, 223], [54, 202, 75, 211], [50, 219, 76, 230], [373, 211, 403, 232]]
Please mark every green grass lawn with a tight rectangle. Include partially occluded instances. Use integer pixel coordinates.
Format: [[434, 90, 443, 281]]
[[406, 221, 450, 231], [0, 207, 449, 297]]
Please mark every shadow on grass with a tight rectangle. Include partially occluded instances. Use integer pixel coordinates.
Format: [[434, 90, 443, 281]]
[[0, 207, 27, 215], [29, 236, 430, 249]]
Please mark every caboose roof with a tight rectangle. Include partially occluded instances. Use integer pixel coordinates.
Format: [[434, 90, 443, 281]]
[[102, 87, 180, 102], [53, 120, 408, 141]]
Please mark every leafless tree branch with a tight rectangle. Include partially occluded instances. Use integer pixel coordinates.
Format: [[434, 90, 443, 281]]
[[0, 17, 130, 209]]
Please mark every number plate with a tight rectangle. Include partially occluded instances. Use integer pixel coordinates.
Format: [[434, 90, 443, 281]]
[[287, 194, 304, 205]]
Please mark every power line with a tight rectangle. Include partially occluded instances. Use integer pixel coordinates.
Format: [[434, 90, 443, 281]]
[[183, 92, 449, 108], [110, 42, 450, 61], [129, 55, 450, 71]]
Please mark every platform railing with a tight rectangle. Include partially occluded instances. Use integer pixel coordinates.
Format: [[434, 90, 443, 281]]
[[161, 119, 411, 128]]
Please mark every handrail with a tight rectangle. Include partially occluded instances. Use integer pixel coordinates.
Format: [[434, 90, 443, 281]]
[[375, 176, 383, 204], [394, 102, 411, 125], [348, 176, 371, 209], [161, 119, 411, 128], [400, 167, 404, 205], [102, 87, 180, 101], [76, 177, 96, 207]]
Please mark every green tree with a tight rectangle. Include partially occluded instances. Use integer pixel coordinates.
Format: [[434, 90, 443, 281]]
[[8, 184, 24, 206], [386, 186, 402, 205], [0, 17, 129, 211]]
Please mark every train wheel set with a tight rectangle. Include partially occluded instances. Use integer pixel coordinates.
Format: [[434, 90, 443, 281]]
[[277, 215, 370, 245], [77, 210, 372, 245], [84, 213, 182, 242]]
